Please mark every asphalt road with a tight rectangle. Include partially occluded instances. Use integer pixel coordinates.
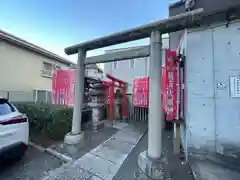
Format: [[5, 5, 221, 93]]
[[0, 147, 63, 180]]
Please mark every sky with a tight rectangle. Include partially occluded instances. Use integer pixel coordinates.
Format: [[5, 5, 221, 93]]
[[0, 0, 174, 68]]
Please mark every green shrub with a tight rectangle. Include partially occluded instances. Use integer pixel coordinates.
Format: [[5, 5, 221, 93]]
[[14, 102, 73, 140], [46, 108, 73, 140], [14, 103, 50, 134]]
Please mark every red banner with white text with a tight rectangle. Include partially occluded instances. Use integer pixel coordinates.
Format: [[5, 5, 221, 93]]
[[52, 69, 76, 107], [132, 77, 149, 107], [132, 49, 178, 121], [164, 49, 177, 121]]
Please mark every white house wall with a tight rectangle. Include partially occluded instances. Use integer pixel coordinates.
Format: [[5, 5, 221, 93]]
[[184, 21, 240, 158], [0, 41, 70, 91], [103, 57, 147, 93], [104, 53, 167, 94], [86, 68, 103, 79], [104, 38, 169, 94]]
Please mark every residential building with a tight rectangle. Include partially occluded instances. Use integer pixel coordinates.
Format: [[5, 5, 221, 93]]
[[0, 30, 102, 102], [85, 64, 103, 79], [104, 37, 169, 93]]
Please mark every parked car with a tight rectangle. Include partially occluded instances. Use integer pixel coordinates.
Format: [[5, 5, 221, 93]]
[[0, 97, 29, 162]]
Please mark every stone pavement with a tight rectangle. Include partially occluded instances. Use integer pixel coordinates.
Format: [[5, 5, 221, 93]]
[[18, 120, 240, 180], [113, 130, 194, 180], [42, 122, 147, 180], [49, 127, 117, 160]]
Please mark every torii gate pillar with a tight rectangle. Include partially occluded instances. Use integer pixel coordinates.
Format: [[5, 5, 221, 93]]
[[64, 50, 86, 144]]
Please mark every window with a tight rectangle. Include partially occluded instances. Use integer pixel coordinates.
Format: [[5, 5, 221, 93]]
[[0, 101, 14, 115], [55, 65, 61, 70], [41, 61, 61, 78], [41, 62, 53, 77], [113, 61, 118, 69], [130, 59, 135, 68]]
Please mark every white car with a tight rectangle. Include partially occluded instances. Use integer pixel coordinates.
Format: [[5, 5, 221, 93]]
[[0, 97, 29, 162]]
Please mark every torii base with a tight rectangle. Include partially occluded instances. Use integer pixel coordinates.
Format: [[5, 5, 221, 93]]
[[64, 132, 84, 145], [136, 151, 169, 179]]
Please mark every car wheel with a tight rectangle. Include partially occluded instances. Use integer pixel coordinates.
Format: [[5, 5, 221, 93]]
[[14, 144, 27, 161], [14, 150, 26, 162]]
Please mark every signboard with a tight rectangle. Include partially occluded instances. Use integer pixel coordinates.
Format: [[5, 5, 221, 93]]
[[230, 76, 240, 98]]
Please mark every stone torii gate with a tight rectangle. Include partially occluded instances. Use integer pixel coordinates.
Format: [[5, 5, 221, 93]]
[[64, 8, 203, 179]]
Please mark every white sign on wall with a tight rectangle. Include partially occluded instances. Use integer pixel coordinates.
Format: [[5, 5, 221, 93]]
[[217, 82, 227, 90], [230, 76, 240, 98]]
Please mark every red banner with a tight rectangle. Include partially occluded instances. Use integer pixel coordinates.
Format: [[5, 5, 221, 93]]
[[132, 77, 149, 107], [165, 49, 177, 121], [132, 49, 178, 121], [132, 72, 166, 109], [52, 69, 76, 107], [103, 81, 112, 105]]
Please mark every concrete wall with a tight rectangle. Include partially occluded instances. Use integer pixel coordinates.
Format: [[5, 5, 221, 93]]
[[0, 40, 70, 91], [183, 21, 240, 158]]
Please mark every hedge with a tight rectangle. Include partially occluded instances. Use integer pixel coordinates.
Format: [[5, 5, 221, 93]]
[[14, 102, 73, 141], [46, 108, 73, 140]]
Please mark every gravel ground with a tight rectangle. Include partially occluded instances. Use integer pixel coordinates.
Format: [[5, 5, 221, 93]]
[[0, 147, 63, 180], [113, 129, 194, 180]]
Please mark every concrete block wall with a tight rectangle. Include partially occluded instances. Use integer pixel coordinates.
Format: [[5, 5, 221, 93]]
[[183, 21, 240, 159]]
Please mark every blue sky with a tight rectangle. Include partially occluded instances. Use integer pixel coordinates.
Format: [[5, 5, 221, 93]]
[[0, 0, 173, 66]]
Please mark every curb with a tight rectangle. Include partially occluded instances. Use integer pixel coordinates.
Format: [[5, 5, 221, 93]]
[[45, 147, 73, 163], [29, 141, 45, 152], [29, 141, 73, 163]]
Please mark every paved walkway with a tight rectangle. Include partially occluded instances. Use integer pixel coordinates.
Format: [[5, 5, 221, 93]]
[[42, 123, 147, 180], [113, 130, 194, 180], [49, 127, 117, 160]]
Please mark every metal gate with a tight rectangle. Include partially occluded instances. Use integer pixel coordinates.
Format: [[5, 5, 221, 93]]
[[131, 107, 148, 122], [126, 94, 148, 122]]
